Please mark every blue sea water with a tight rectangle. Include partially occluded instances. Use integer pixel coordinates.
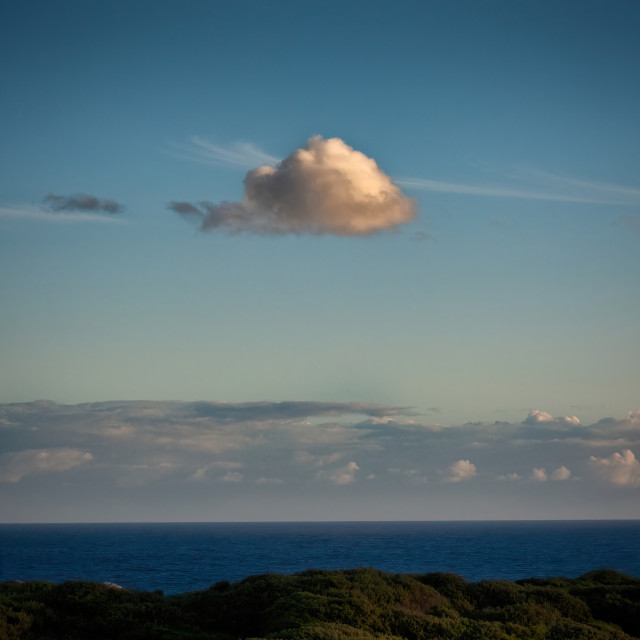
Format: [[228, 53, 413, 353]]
[[0, 521, 638, 595]]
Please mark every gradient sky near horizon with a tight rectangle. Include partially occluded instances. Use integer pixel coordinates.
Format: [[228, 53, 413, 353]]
[[1, 0, 639, 521]]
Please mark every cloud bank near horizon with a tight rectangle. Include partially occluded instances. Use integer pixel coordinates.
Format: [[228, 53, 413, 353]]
[[1, 401, 638, 491], [2, 401, 639, 521], [170, 136, 416, 236], [0, 448, 92, 483]]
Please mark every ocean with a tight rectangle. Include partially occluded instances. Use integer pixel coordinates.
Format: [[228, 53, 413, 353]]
[[1, 521, 638, 595]]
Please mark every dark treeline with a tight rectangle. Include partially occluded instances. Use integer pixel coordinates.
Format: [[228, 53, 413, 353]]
[[1, 568, 639, 640]]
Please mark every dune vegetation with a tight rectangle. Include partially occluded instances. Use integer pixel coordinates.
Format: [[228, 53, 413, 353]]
[[1, 568, 639, 640]]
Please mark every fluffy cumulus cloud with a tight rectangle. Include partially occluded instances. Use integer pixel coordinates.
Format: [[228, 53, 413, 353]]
[[551, 466, 571, 481], [532, 468, 548, 482], [624, 410, 640, 427], [590, 450, 640, 487], [446, 459, 477, 483], [531, 466, 571, 482], [523, 410, 581, 426], [0, 448, 92, 483], [170, 136, 416, 236], [329, 461, 360, 485], [44, 193, 124, 214]]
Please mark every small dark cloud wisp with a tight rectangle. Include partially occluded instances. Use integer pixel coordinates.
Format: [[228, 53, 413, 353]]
[[45, 193, 124, 214], [190, 400, 414, 422]]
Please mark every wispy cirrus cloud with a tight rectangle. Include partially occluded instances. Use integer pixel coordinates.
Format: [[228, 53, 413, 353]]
[[164, 136, 280, 169], [0, 205, 125, 224], [518, 167, 640, 202], [397, 174, 640, 206]]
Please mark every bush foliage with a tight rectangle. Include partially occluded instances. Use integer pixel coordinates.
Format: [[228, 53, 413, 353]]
[[1, 568, 638, 640]]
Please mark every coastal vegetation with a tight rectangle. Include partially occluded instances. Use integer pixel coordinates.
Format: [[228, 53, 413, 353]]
[[1, 568, 639, 640]]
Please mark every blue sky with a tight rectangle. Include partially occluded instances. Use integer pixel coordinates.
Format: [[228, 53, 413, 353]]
[[1, 0, 639, 521]]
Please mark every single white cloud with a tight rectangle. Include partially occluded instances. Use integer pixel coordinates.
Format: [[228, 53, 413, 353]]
[[170, 136, 416, 236], [532, 468, 548, 482], [0, 448, 93, 483], [330, 461, 360, 485], [523, 410, 581, 426], [590, 449, 640, 487], [446, 459, 477, 483], [551, 466, 571, 481]]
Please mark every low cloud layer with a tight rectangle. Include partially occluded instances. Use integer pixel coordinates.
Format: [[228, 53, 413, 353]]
[[170, 136, 416, 236], [0, 448, 92, 483], [189, 400, 411, 422], [45, 193, 124, 214], [1, 402, 638, 520]]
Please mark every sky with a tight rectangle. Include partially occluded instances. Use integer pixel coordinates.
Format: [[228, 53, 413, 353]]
[[0, 0, 639, 522]]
